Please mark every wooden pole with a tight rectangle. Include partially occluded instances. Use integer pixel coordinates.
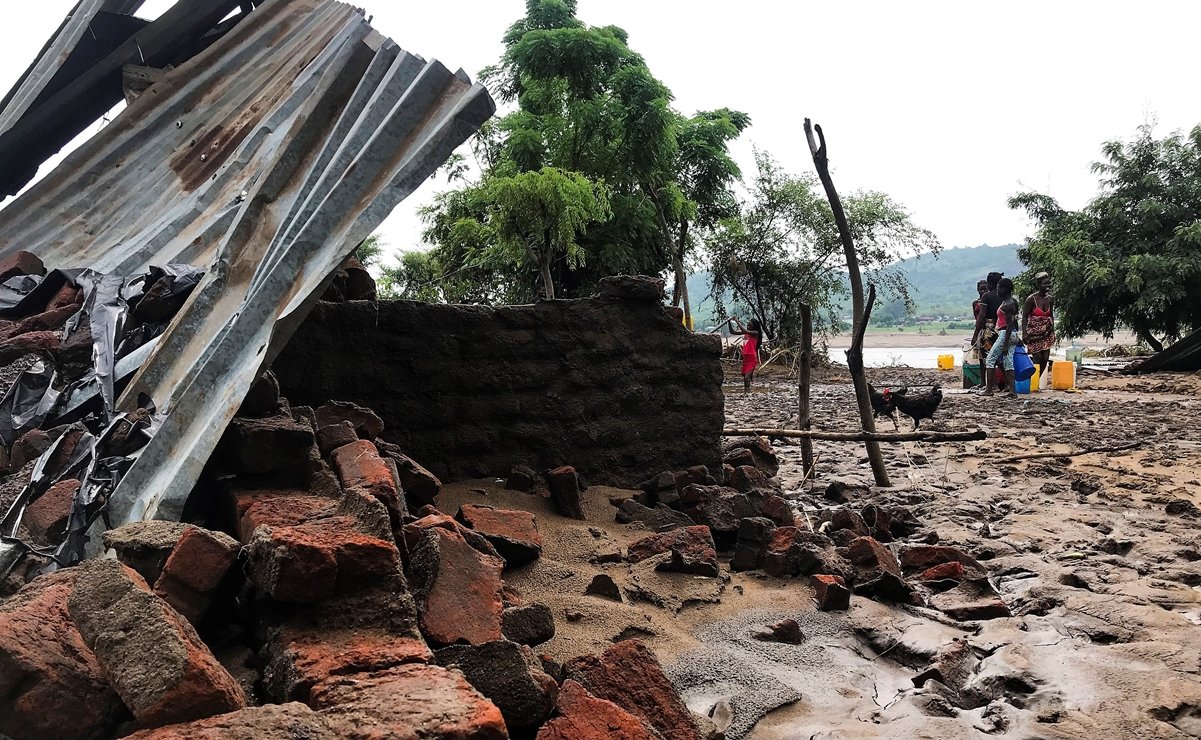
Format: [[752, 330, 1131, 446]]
[[804, 118, 891, 487], [723, 428, 986, 443], [798, 302, 815, 474]]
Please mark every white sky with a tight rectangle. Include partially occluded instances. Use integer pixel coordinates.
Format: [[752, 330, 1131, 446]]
[[3, 1, 1200, 265]]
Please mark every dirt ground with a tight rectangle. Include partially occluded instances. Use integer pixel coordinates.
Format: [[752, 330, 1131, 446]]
[[443, 362, 1201, 739]]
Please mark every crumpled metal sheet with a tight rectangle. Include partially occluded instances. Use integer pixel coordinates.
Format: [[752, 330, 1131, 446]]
[[0, 0, 494, 545]]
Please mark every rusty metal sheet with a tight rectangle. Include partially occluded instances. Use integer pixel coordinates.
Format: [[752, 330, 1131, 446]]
[[0, 0, 494, 547]]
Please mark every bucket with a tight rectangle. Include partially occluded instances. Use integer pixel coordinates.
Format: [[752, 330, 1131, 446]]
[[1051, 360, 1076, 390], [963, 363, 981, 389], [1029, 364, 1040, 393], [937, 354, 954, 371], [1013, 345, 1035, 381]]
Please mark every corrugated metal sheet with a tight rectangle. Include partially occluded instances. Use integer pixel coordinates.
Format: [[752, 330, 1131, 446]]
[[0, 0, 494, 545]]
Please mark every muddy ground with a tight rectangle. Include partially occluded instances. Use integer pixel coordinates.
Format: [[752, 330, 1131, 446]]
[[446, 362, 1201, 739]]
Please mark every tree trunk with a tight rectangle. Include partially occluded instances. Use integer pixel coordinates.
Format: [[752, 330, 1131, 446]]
[[1136, 326, 1164, 352], [798, 302, 814, 476], [677, 220, 692, 329], [804, 119, 890, 487]]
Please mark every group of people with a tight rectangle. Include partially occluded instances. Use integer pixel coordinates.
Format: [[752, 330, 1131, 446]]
[[724, 270, 1056, 397], [970, 271, 1055, 397]]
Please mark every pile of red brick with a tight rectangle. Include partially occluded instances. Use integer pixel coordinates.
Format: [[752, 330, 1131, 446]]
[[0, 385, 703, 739]]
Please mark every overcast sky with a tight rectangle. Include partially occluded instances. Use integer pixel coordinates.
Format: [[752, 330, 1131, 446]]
[[4, 1, 1201, 264]]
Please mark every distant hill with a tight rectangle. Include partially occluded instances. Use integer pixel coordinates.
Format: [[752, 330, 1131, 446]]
[[684, 243, 1023, 328], [878, 243, 1023, 321]]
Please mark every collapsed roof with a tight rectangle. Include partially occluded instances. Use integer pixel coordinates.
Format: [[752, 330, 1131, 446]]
[[0, 0, 493, 572]]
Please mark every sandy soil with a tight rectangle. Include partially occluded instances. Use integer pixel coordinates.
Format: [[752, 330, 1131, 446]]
[[441, 363, 1201, 739]]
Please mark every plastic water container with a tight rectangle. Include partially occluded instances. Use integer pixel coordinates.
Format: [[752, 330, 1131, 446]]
[[1065, 341, 1084, 368], [1015, 365, 1041, 394], [937, 354, 954, 371], [1051, 360, 1076, 390]]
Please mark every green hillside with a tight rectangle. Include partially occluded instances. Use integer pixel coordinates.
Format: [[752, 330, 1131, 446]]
[[685, 243, 1023, 328]]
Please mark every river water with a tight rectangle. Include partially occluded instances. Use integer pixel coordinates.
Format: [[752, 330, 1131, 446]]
[[825, 346, 963, 368]]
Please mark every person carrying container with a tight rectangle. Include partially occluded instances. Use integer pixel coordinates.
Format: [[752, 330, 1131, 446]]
[[984, 278, 1023, 397]]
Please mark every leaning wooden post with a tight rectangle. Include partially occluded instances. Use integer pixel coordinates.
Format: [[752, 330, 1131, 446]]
[[804, 118, 891, 487], [798, 302, 815, 476]]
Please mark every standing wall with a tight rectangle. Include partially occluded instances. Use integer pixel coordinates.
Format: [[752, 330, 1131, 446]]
[[273, 277, 724, 488]]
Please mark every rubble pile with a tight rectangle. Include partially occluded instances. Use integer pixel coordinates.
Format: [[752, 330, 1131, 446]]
[[606, 436, 1010, 623], [0, 385, 706, 739]]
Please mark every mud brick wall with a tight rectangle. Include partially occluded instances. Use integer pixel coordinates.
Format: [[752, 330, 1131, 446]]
[[274, 277, 724, 487]]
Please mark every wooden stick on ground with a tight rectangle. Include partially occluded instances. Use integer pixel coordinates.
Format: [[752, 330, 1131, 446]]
[[996, 439, 1146, 464], [724, 428, 987, 443]]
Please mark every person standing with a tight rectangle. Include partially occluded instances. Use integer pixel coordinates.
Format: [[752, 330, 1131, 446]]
[[984, 278, 1022, 397], [1021, 271, 1056, 380], [728, 317, 763, 392], [970, 272, 1004, 390]]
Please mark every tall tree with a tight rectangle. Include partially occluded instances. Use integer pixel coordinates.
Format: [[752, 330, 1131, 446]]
[[486, 167, 611, 299], [419, 0, 747, 305], [708, 150, 937, 347], [1010, 123, 1201, 351]]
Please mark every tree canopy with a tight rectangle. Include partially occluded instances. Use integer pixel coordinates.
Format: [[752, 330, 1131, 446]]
[[708, 151, 939, 346], [1010, 124, 1201, 351], [411, 0, 748, 306]]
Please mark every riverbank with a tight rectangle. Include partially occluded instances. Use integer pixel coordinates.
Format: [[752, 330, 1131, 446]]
[[826, 330, 1139, 349]]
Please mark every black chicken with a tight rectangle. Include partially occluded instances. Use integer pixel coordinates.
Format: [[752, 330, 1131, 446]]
[[868, 384, 905, 430], [893, 384, 943, 430]]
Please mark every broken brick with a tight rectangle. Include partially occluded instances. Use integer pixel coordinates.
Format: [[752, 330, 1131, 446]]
[[435, 640, 558, 735], [456, 503, 543, 567], [564, 640, 701, 740], [309, 664, 507, 739], [538, 679, 660, 740], [0, 251, 44, 281], [153, 526, 241, 624], [23, 478, 79, 543], [406, 526, 505, 646], [812, 574, 851, 611], [502, 602, 556, 646], [246, 516, 402, 603], [263, 627, 432, 703], [0, 569, 123, 740], [546, 465, 587, 520], [315, 400, 384, 440], [122, 702, 337, 739], [67, 559, 245, 727]]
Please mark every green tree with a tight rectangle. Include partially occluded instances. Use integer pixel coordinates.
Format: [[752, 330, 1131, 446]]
[[485, 167, 611, 299], [420, 0, 747, 306], [708, 151, 939, 346], [352, 234, 385, 268], [1010, 124, 1201, 351]]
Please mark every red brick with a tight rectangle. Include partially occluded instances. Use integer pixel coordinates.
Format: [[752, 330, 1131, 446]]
[[564, 640, 701, 740], [310, 664, 507, 739], [23, 478, 79, 543], [0, 570, 123, 740], [264, 627, 431, 702], [812, 574, 851, 611], [67, 559, 245, 727], [538, 679, 660, 740], [46, 283, 82, 312], [847, 536, 902, 576], [457, 504, 542, 567], [407, 527, 504, 646], [0, 250, 44, 281], [122, 702, 337, 739], [238, 493, 332, 543], [246, 516, 401, 603], [918, 561, 965, 583], [153, 527, 240, 623], [403, 510, 501, 561], [898, 544, 984, 575], [0, 303, 77, 341]]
